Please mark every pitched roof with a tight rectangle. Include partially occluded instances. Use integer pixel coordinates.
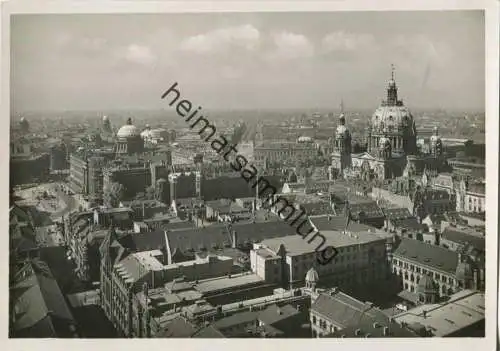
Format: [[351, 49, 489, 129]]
[[191, 324, 226, 338], [393, 238, 459, 275], [441, 228, 485, 251], [213, 310, 258, 330], [258, 304, 300, 326], [310, 215, 375, 232], [311, 290, 387, 329], [155, 316, 197, 338], [10, 260, 75, 337]]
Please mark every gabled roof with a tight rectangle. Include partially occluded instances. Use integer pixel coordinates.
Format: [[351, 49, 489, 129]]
[[393, 238, 459, 275], [191, 324, 226, 338], [258, 304, 300, 326]]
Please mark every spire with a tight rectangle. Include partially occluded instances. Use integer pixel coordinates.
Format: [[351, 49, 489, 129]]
[[386, 64, 398, 106], [340, 98, 344, 114]]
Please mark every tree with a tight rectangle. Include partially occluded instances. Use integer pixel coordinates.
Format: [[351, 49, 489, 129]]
[[103, 182, 125, 208]]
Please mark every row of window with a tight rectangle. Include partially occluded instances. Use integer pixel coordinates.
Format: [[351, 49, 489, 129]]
[[392, 259, 454, 284]]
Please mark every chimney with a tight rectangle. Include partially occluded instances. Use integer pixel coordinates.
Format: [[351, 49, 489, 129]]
[[423, 310, 427, 318], [383, 327, 389, 336]]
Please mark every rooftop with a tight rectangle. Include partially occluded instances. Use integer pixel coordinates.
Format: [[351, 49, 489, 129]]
[[194, 273, 264, 294], [393, 238, 459, 275], [394, 290, 485, 337], [260, 229, 386, 257]]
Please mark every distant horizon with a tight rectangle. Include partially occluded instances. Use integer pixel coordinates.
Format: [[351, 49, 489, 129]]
[[11, 11, 485, 112]]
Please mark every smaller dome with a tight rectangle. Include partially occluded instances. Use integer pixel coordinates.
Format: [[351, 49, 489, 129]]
[[305, 267, 319, 283], [103, 115, 109, 122], [117, 124, 139, 138], [20, 117, 26, 122], [417, 274, 439, 294]]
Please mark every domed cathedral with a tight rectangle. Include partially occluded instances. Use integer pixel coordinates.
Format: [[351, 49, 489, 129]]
[[331, 65, 446, 181], [114, 118, 144, 156]]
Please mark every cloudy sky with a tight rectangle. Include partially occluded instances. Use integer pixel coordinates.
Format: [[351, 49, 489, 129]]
[[11, 11, 484, 112]]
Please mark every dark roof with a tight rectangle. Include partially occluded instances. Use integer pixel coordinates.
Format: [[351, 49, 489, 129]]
[[441, 228, 485, 251], [155, 316, 197, 338], [230, 221, 297, 245], [165, 225, 232, 253], [258, 304, 300, 326], [349, 201, 384, 220], [10, 260, 75, 338], [311, 290, 385, 328], [213, 310, 258, 330], [393, 238, 459, 274], [391, 218, 426, 231], [310, 215, 375, 232], [383, 208, 412, 220], [122, 229, 167, 252], [191, 324, 226, 338]]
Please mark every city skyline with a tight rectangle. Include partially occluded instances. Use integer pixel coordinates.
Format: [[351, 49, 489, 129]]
[[11, 11, 484, 112]]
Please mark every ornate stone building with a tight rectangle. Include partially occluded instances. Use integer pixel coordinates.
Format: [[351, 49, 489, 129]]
[[114, 118, 144, 155], [330, 66, 446, 181]]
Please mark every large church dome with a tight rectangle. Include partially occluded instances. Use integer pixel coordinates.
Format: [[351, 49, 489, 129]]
[[117, 118, 139, 139], [371, 105, 413, 133]]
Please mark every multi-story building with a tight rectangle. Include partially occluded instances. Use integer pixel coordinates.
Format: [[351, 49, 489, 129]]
[[254, 141, 318, 164], [330, 66, 447, 181], [391, 238, 484, 302], [251, 227, 389, 290], [393, 290, 485, 337], [309, 287, 417, 338]]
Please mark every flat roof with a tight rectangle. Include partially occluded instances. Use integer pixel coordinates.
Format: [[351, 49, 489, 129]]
[[194, 273, 264, 294], [394, 290, 485, 336]]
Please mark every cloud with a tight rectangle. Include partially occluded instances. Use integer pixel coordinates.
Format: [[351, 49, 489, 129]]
[[81, 37, 107, 51], [179, 24, 260, 54], [124, 44, 156, 65], [321, 31, 376, 53], [267, 31, 314, 60]]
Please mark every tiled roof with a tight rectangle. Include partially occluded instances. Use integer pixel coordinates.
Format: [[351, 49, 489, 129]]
[[327, 318, 418, 338], [393, 238, 459, 275], [349, 201, 384, 220], [391, 218, 426, 231]]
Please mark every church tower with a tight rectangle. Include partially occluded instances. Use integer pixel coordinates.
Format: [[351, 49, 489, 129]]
[[331, 113, 352, 178]]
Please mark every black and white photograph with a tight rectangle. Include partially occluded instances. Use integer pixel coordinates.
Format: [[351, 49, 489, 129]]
[[5, 1, 498, 348]]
